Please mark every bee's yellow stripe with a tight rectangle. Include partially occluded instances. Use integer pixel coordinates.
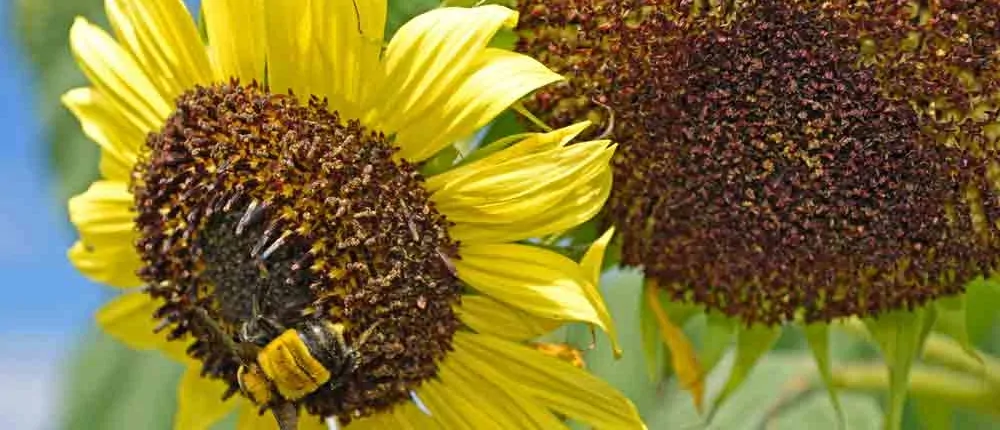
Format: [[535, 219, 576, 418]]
[[238, 365, 274, 405], [258, 329, 332, 400]]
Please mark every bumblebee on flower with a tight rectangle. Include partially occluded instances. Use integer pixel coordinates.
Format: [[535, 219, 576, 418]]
[[64, 0, 642, 428]]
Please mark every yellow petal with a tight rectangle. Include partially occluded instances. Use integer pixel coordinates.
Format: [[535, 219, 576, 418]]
[[347, 403, 440, 430], [67, 180, 143, 288], [455, 332, 645, 429], [448, 169, 611, 243], [448, 345, 572, 429], [374, 6, 558, 161], [645, 282, 705, 412], [426, 122, 592, 190], [62, 87, 143, 181], [458, 295, 560, 341], [411, 381, 474, 429], [175, 364, 239, 430], [581, 228, 615, 284], [203, 0, 266, 83], [455, 243, 613, 336], [237, 405, 328, 430], [105, 0, 211, 100], [96, 291, 191, 362], [262, 0, 312, 98], [309, 0, 386, 120], [432, 139, 614, 227], [391, 48, 562, 162], [69, 17, 171, 133], [581, 227, 622, 357], [417, 355, 568, 429]]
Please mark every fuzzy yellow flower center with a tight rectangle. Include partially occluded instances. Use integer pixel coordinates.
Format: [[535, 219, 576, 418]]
[[133, 81, 461, 420]]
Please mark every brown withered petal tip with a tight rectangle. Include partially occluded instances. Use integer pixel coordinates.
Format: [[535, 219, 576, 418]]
[[133, 80, 461, 421], [518, 0, 1000, 325]]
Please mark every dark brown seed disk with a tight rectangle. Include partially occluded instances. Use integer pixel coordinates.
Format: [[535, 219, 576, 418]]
[[132, 80, 462, 420], [517, 0, 1000, 325]]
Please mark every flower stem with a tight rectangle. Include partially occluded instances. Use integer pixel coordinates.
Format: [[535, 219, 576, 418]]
[[831, 364, 1000, 418]]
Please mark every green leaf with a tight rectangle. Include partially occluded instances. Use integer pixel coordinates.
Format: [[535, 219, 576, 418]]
[[767, 391, 883, 430], [864, 306, 935, 430], [710, 323, 781, 417], [804, 323, 845, 429], [386, 0, 442, 40]]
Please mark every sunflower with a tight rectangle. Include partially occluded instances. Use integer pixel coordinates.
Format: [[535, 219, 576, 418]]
[[64, 0, 643, 428], [516, 0, 1000, 426]]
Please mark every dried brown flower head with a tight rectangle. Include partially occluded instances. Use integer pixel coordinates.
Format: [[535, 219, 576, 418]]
[[518, 0, 1000, 325]]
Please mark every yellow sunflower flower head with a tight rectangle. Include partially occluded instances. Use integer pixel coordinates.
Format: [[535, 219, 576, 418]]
[[516, 0, 1000, 424], [64, 0, 643, 429]]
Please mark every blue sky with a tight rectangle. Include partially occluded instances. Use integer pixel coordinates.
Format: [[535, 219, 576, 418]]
[[0, 0, 101, 426], [0, 6, 103, 342], [0, 1, 197, 428]]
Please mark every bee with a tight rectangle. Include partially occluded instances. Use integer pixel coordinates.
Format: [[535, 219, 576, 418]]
[[192, 305, 380, 430]]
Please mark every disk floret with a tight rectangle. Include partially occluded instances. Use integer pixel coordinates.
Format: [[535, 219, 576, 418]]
[[132, 80, 462, 419]]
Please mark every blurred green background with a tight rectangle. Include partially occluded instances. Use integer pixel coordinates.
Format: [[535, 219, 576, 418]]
[[8, 0, 1000, 428]]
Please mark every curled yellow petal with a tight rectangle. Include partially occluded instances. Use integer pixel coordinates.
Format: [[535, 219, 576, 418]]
[[581, 227, 623, 358], [645, 281, 705, 413]]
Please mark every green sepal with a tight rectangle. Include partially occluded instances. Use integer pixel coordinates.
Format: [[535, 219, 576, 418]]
[[701, 311, 737, 374], [804, 323, 845, 430], [933, 293, 978, 363], [863, 305, 935, 430], [709, 323, 781, 417], [963, 277, 1000, 344]]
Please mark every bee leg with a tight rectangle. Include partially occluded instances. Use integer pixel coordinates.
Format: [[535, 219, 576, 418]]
[[353, 320, 383, 350], [193, 307, 259, 363], [192, 307, 240, 353], [271, 402, 299, 430]]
